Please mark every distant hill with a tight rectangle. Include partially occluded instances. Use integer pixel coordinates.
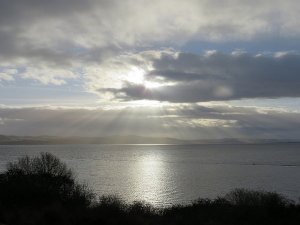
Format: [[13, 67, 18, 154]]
[[0, 135, 299, 145], [0, 135, 184, 145]]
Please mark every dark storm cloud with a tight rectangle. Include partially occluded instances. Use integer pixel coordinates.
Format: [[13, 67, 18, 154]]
[[103, 52, 300, 102]]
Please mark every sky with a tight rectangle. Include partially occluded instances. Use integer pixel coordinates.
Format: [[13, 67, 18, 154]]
[[1, 0, 300, 139]]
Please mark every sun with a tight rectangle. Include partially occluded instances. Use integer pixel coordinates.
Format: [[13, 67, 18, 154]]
[[126, 67, 162, 89], [124, 67, 164, 106], [126, 67, 145, 84]]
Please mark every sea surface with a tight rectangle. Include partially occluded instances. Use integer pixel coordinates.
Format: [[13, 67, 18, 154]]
[[0, 144, 299, 206]]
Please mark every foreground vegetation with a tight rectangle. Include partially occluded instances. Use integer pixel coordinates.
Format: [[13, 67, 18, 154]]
[[0, 153, 299, 225]]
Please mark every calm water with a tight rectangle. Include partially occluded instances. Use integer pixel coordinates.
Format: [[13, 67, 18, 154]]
[[0, 144, 300, 206]]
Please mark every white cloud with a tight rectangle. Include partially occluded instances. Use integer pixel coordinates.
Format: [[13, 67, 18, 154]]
[[21, 65, 78, 85], [171, 118, 238, 128], [0, 73, 14, 81], [0, 68, 17, 81]]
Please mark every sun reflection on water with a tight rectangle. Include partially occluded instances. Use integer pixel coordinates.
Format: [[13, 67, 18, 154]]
[[134, 153, 166, 204]]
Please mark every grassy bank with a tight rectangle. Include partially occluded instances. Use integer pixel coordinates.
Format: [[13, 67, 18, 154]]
[[0, 153, 299, 225]]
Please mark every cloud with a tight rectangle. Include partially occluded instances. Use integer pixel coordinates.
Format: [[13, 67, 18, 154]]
[[100, 51, 300, 102], [1, 0, 300, 62], [21, 65, 78, 85], [1, 0, 300, 87], [0, 104, 300, 139], [1, 1, 300, 139], [0, 68, 16, 81]]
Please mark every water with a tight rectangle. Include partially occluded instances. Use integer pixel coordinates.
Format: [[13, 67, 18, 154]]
[[0, 144, 300, 206]]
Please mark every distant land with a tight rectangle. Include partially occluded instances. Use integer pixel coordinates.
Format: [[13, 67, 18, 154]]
[[0, 135, 299, 145]]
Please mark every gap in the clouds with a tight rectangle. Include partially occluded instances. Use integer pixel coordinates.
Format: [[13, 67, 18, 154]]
[[228, 98, 300, 111], [181, 37, 300, 55]]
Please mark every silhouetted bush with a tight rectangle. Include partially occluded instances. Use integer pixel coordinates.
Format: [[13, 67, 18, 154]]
[[0, 153, 299, 225], [0, 153, 94, 225], [224, 188, 290, 207]]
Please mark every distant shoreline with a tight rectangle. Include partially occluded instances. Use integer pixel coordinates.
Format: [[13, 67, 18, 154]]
[[1, 134, 300, 145]]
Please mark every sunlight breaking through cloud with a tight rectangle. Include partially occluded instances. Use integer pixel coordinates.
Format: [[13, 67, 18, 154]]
[[1, 0, 300, 139]]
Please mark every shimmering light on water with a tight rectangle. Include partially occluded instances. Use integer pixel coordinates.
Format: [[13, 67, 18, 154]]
[[135, 154, 165, 204]]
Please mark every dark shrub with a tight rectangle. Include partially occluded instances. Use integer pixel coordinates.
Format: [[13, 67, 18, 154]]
[[128, 201, 156, 215], [224, 188, 290, 207], [98, 195, 126, 212], [6, 153, 72, 177], [0, 153, 94, 208]]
